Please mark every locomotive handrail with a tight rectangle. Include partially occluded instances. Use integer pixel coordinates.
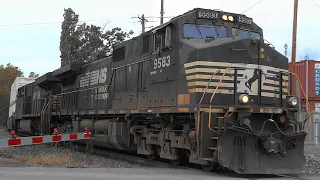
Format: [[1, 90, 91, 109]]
[[282, 76, 290, 96], [195, 68, 232, 157], [40, 96, 56, 134], [112, 58, 150, 70], [207, 68, 232, 133], [54, 84, 109, 96], [198, 70, 221, 107], [263, 39, 275, 49], [282, 71, 311, 131], [196, 67, 248, 135], [40, 97, 47, 130]]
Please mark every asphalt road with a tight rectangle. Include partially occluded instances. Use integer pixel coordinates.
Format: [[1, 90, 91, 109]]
[[0, 167, 318, 180]]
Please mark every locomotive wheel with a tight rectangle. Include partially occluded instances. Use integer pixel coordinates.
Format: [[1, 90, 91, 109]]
[[170, 159, 181, 166], [201, 162, 219, 172], [146, 154, 156, 160], [201, 164, 215, 172]]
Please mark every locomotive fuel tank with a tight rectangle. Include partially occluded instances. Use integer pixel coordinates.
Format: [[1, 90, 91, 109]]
[[19, 120, 37, 135], [78, 119, 136, 152], [93, 120, 110, 134], [79, 119, 94, 132]]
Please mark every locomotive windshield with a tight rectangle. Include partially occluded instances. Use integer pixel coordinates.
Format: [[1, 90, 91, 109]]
[[183, 24, 262, 40], [232, 28, 261, 39], [183, 24, 227, 39]]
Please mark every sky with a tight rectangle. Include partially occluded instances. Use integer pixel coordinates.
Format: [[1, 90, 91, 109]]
[[0, 0, 320, 76]]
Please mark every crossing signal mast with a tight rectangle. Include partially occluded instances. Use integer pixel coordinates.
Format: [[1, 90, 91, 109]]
[[284, 43, 288, 58]]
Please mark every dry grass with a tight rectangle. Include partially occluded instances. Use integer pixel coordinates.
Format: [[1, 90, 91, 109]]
[[16, 154, 86, 167], [0, 158, 21, 164]]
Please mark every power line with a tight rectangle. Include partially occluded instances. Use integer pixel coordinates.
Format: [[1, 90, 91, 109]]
[[0, 17, 145, 27], [145, 16, 174, 19], [0, 15, 168, 28], [241, 0, 264, 14], [311, 0, 320, 7], [0, 19, 111, 27]]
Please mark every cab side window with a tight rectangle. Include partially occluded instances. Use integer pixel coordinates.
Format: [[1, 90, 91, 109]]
[[142, 35, 150, 54], [153, 25, 172, 53], [153, 30, 164, 52]]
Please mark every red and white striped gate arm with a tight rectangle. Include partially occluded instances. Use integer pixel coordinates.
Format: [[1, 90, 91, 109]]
[[0, 132, 91, 147]]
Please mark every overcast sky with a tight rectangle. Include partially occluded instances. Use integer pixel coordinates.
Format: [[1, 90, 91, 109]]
[[0, 0, 319, 76]]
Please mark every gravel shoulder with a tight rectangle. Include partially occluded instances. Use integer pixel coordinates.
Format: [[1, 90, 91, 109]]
[[303, 142, 320, 174], [0, 143, 146, 168]]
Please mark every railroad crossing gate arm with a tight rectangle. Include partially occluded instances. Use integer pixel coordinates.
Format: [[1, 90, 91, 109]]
[[0, 132, 91, 147]]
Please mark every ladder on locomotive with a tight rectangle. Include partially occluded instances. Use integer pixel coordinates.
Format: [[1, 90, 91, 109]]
[[40, 95, 58, 135], [196, 68, 233, 160]]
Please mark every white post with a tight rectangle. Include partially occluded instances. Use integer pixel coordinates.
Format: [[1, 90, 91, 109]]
[[314, 113, 319, 145], [305, 56, 310, 140], [315, 121, 318, 145]]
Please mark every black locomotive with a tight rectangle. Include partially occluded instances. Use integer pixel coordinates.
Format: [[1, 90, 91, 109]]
[[8, 8, 306, 174]]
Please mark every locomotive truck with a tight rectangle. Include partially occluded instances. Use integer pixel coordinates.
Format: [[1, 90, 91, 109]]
[[8, 8, 307, 174]]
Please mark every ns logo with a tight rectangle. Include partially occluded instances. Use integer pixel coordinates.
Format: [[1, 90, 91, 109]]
[[80, 67, 108, 88], [98, 67, 108, 84]]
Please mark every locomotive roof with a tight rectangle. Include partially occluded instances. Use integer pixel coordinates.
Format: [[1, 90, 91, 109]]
[[149, 8, 252, 32]]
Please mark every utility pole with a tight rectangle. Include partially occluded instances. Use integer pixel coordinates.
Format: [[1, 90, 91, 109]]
[[305, 54, 309, 109], [132, 14, 148, 33], [160, 0, 164, 24], [141, 14, 146, 33], [291, 0, 299, 74]]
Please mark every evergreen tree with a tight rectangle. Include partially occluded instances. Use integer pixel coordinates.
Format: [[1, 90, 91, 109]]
[[59, 8, 134, 65], [59, 8, 80, 66]]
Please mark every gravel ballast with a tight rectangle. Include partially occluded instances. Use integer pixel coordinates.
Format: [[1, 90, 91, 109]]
[[0, 143, 146, 168]]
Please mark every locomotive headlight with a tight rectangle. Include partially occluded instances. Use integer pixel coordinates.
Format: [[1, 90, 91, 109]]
[[228, 16, 234, 21], [239, 94, 249, 104], [222, 15, 228, 20], [288, 97, 298, 107], [222, 15, 234, 22], [260, 48, 265, 59]]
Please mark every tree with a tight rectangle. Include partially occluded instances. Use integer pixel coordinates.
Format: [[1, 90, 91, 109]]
[[102, 27, 134, 56], [74, 24, 134, 63], [59, 8, 134, 65], [0, 63, 23, 125], [59, 8, 80, 66], [29, 72, 39, 78], [74, 23, 105, 63]]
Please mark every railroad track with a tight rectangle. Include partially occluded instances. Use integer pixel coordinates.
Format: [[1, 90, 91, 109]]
[[14, 131, 307, 180]]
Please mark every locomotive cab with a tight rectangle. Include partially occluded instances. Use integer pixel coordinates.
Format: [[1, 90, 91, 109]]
[[173, 8, 305, 174]]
